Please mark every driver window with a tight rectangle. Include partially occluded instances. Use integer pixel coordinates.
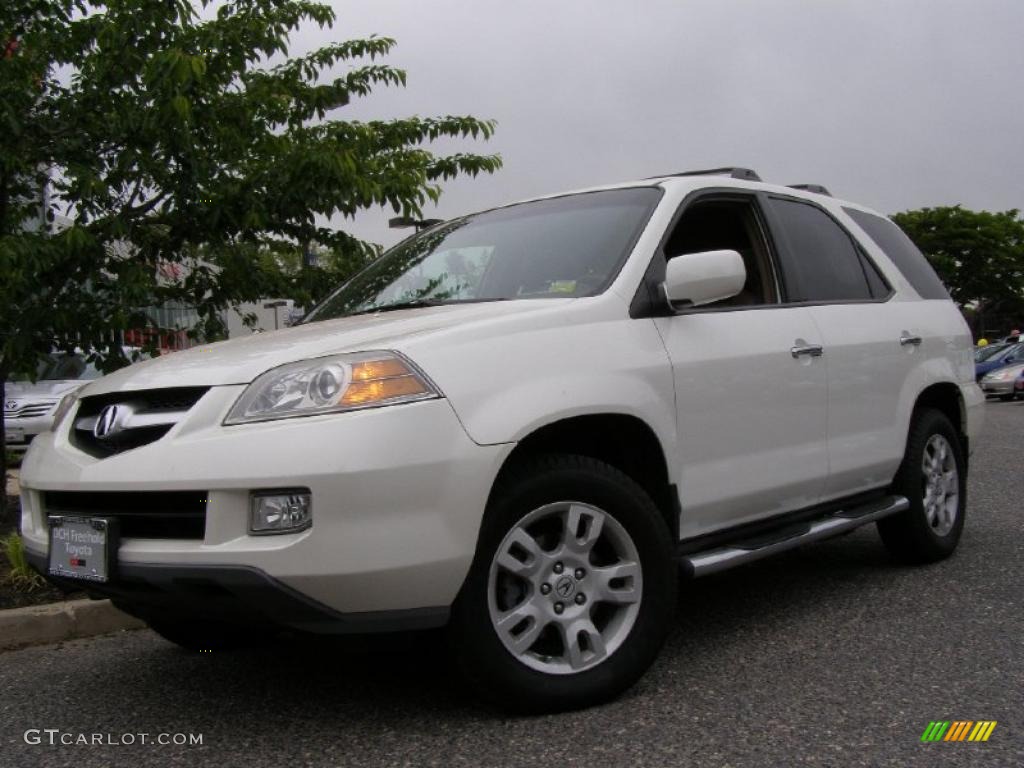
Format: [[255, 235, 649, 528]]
[[663, 198, 778, 307]]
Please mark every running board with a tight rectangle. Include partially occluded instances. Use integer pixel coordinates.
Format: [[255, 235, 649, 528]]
[[679, 495, 909, 578]]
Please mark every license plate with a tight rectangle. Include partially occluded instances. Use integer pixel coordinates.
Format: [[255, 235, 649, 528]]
[[4, 428, 24, 443], [48, 516, 116, 582]]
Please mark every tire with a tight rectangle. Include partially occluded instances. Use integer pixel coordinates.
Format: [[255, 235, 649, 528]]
[[144, 616, 253, 652], [877, 408, 966, 564], [449, 454, 677, 713]]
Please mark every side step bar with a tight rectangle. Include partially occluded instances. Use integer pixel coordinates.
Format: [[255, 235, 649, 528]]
[[679, 495, 909, 578]]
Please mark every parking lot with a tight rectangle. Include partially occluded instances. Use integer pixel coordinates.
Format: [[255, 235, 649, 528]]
[[1, 401, 1021, 768]]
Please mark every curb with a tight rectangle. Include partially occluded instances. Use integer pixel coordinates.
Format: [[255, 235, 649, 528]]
[[0, 599, 145, 651], [6, 466, 20, 497]]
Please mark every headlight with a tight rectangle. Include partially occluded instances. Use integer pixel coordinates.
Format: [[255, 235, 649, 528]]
[[50, 391, 80, 432], [224, 351, 440, 425]]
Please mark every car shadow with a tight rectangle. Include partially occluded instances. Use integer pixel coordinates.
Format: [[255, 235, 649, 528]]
[[89, 527, 923, 727]]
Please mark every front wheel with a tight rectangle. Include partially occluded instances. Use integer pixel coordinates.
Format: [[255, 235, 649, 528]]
[[877, 408, 966, 564], [449, 455, 677, 713]]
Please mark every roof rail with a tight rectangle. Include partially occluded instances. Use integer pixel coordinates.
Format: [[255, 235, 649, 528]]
[[650, 167, 762, 182], [788, 184, 832, 196]]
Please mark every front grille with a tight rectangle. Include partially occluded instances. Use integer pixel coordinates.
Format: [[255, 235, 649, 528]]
[[43, 491, 208, 540], [8, 401, 57, 419], [70, 386, 209, 458]]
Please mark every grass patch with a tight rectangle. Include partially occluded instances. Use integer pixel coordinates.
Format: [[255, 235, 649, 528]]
[[1, 532, 46, 591], [5, 449, 22, 469]]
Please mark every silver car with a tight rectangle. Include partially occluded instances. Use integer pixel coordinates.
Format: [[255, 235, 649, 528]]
[[979, 362, 1024, 401], [4, 350, 133, 451]]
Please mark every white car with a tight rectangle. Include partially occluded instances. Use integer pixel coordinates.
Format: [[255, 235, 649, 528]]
[[21, 168, 982, 712]]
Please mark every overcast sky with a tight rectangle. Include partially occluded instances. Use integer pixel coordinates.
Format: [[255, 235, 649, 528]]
[[292, 0, 1024, 247]]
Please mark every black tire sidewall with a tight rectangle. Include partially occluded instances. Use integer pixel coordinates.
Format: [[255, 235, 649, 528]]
[[882, 408, 966, 560], [450, 455, 676, 712]]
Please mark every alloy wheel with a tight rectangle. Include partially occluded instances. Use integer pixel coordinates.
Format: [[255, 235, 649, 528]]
[[487, 501, 643, 675], [921, 433, 959, 537]]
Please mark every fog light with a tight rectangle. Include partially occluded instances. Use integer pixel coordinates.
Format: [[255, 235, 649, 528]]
[[250, 490, 312, 535]]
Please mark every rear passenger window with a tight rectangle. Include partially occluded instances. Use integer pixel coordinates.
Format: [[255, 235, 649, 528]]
[[859, 249, 891, 299], [843, 207, 952, 300], [768, 198, 874, 302]]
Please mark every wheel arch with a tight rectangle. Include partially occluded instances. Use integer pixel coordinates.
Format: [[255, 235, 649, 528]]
[[912, 382, 969, 462], [490, 413, 679, 540]]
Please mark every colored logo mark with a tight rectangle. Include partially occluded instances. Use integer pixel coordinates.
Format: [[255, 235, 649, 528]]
[[921, 721, 997, 742]]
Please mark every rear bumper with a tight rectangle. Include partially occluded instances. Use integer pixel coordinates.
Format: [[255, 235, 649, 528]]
[[962, 382, 985, 454], [25, 549, 448, 634]]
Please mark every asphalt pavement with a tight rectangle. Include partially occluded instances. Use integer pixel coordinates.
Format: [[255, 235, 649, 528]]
[[2, 401, 1022, 768]]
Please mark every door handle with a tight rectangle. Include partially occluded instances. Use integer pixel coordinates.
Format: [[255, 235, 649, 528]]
[[899, 333, 923, 347], [791, 343, 824, 359]]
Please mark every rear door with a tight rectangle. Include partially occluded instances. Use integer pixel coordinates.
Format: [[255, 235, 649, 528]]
[[763, 196, 908, 501]]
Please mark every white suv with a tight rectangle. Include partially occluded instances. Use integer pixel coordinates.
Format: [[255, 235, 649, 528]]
[[21, 168, 982, 712]]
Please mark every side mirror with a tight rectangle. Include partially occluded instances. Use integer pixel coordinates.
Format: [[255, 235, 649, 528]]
[[662, 249, 747, 309]]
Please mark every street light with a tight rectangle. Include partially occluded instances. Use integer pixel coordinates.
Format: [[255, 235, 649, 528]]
[[263, 300, 288, 331]]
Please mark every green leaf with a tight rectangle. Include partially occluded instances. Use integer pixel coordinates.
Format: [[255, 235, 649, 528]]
[[170, 94, 191, 119], [0, 0, 500, 390]]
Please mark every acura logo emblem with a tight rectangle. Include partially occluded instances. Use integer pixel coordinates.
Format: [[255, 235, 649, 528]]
[[93, 405, 123, 440], [555, 575, 576, 598]]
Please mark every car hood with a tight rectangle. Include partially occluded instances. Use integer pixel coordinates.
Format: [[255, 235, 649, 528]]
[[976, 359, 1015, 377], [5, 379, 89, 400], [81, 300, 575, 395]]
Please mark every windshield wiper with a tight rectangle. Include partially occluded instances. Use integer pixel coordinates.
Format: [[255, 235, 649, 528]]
[[347, 298, 451, 316]]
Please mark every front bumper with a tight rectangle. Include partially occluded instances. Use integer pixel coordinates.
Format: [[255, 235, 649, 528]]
[[980, 379, 1018, 396], [25, 552, 449, 633], [20, 386, 510, 624], [5, 413, 54, 451]]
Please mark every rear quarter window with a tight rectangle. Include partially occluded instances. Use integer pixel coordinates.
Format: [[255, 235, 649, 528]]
[[843, 208, 952, 300]]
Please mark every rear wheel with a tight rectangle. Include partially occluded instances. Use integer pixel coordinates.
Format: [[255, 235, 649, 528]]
[[877, 408, 966, 564], [449, 454, 676, 713]]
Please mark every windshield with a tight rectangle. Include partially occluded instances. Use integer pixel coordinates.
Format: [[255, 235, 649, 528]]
[[306, 187, 662, 321], [993, 343, 1023, 361], [975, 344, 1007, 361], [38, 353, 103, 381]]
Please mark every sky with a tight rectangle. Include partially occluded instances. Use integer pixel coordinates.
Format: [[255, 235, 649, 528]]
[[289, 0, 1024, 248]]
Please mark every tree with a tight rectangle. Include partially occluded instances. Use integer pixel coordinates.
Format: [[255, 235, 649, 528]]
[[0, 0, 501, 518], [891, 206, 1024, 334]]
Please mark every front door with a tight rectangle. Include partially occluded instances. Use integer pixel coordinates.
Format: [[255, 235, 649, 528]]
[[653, 194, 829, 539]]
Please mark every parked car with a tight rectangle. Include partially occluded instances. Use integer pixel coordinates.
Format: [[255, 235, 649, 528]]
[[4, 350, 135, 452], [20, 168, 982, 712], [975, 342, 1009, 362], [975, 342, 1024, 380], [979, 362, 1024, 401]]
